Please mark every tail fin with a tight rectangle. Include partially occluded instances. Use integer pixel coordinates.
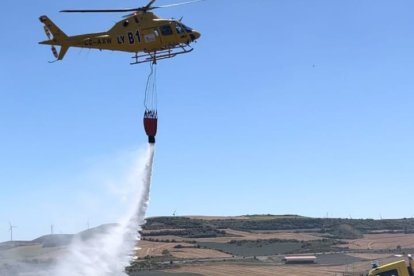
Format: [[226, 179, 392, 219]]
[[39, 16, 69, 61], [39, 15, 68, 41]]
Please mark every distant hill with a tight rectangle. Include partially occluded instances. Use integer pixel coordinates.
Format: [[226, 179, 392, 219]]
[[0, 241, 38, 250], [2, 215, 414, 249], [143, 215, 414, 238], [0, 223, 118, 249], [32, 234, 73, 248]]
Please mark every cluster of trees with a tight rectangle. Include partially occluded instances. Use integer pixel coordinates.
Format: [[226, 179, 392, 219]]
[[143, 228, 226, 238]]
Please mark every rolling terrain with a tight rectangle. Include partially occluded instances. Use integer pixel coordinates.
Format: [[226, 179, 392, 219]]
[[2, 216, 414, 275]]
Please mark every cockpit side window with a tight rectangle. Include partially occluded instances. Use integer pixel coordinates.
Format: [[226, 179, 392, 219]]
[[160, 25, 173, 36], [176, 23, 185, 34]]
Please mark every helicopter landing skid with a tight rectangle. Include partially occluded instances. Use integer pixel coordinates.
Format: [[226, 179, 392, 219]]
[[131, 44, 194, 65]]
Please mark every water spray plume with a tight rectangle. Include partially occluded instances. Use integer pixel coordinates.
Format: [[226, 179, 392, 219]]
[[52, 144, 155, 276]]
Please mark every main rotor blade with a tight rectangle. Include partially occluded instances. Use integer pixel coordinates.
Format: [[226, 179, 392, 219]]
[[145, 0, 157, 10], [154, 0, 204, 9], [60, 8, 138, 13], [60, 0, 203, 14]]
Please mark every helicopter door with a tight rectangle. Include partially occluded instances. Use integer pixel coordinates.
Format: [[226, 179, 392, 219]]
[[142, 28, 162, 50], [159, 24, 176, 46]]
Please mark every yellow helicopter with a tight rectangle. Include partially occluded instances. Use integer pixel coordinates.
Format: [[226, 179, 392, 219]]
[[39, 0, 201, 64]]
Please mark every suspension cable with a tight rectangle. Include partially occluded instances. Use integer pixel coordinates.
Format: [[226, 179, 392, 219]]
[[152, 64, 158, 111], [144, 62, 154, 110]]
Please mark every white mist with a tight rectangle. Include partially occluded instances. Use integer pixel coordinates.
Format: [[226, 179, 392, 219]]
[[51, 144, 155, 276]]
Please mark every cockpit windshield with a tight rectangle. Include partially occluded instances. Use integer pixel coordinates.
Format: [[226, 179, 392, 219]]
[[175, 23, 185, 34], [176, 22, 193, 34], [182, 23, 193, 33]]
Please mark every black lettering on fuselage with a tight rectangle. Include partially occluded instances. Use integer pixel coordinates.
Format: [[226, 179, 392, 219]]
[[96, 38, 111, 45], [128, 32, 135, 44], [117, 33, 141, 45], [135, 30, 141, 43], [117, 35, 125, 44], [82, 37, 113, 47]]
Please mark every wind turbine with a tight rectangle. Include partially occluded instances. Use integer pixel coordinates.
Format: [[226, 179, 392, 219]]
[[8, 222, 17, 241]]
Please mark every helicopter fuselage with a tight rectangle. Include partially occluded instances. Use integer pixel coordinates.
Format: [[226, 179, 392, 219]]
[[39, 12, 200, 61]]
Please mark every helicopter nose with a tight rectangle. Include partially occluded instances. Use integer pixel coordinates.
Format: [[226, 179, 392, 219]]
[[190, 30, 201, 42], [193, 30, 201, 40]]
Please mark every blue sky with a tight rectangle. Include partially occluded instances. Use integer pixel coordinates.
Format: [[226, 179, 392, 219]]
[[1, 0, 414, 241]]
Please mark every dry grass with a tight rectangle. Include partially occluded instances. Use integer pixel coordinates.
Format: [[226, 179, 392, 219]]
[[136, 240, 231, 259], [136, 241, 180, 257], [165, 263, 368, 276], [343, 233, 414, 250], [224, 229, 320, 241], [136, 232, 414, 275], [137, 232, 414, 259], [143, 229, 321, 244]]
